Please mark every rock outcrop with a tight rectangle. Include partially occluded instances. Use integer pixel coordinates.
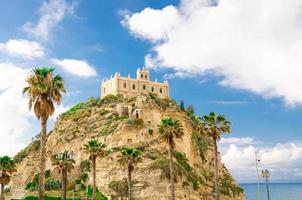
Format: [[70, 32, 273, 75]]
[[12, 93, 244, 200]]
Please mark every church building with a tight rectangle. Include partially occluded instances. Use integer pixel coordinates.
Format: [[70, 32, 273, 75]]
[[101, 68, 169, 98]]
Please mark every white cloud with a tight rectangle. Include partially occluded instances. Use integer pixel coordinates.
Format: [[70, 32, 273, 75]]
[[220, 137, 255, 145], [51, 58, 98, 77], [0, 64, 69, 156], [22, 0, 77, 40], [0, 39, 45, 59], [220, 139, 302, 182], [123, 0, 302, 105]]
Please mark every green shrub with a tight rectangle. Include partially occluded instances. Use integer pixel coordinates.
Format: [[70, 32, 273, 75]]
[[147, 128, 153, 135], [126, 118, 144, 127], [45, 179, 61, 191], [109, 178, 128, 198]]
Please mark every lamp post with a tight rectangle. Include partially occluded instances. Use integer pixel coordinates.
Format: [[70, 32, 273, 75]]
[[55, 150, 75, 200], [261, 169, 270, 200], [255, 152, 261, 200]]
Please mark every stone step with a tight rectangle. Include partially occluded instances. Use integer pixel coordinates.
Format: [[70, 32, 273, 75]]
[[10, 188, 25, 200]]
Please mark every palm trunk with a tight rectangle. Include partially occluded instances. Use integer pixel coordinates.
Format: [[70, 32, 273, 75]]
[[92, 156, 96, 200], [61, 168, 64, 200], [127, 162, 132, 200], [63, 164, 67, 200], [39, 118, 47, 200], [168, 143, 175, 200], [0, 184, 4, 200], [213, 134, 220, 200]]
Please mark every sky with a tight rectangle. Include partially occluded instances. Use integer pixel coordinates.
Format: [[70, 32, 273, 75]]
[[0, 0, 302, 183]]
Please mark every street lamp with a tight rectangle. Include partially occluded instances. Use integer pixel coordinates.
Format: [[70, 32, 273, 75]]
[[261, 169, 270, 200], [255, 152, 261, 200], [55, 150, 75, 200]]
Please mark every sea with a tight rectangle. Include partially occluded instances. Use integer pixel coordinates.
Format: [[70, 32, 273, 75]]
[[240, 183, 302, 200]]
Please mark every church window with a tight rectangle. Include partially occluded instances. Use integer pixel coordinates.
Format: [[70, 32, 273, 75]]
[[132, 84, 136, 90], [141, 74, 143, 78], [160, 88, 163, 93], [151, 86, 154, 92], [123, 82, 127, 88], [143, 84, 146, 90], [145, 75, 148, 79], [127, 138, 132, 144]]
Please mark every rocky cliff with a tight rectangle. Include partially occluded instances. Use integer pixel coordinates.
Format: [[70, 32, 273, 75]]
[[12, 93, 244, 200]]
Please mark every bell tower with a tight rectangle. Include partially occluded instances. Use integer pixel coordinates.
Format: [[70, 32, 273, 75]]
[[137, 67, 150, 81]]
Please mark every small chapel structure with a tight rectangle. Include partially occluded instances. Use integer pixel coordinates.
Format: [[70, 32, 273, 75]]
[[101, 68, 169, 98]]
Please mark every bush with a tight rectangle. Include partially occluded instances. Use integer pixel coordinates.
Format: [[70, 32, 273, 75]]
[[147, 128, 153, 135], [126, 118, 144, 127], [45, 179, 61, 191]]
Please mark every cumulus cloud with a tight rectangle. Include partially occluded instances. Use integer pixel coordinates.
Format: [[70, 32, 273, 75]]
[[0, 64, 69, 156], [123, 0, 302, 105], [0, 39, 45, 59], [51, 58, 98, 77], [22, 0, 77, 40], [220, 137, 255, 145], [220, 138, 302, 182]]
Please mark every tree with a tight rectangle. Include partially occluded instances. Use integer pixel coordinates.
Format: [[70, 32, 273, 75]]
[[180, 100, 185, 111], [0, 156, 16, 200], [83, 139, 108, 200], [186, 105, 194, 115], [23, 67, 65, 200], [117, 147, 142, 200], [52, 152, 75, 200], [199, 112, 231, 200], [158, 118, 184, 200]]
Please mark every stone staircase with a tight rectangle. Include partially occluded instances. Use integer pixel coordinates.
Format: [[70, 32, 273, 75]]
[[10, 188, 25, 200]]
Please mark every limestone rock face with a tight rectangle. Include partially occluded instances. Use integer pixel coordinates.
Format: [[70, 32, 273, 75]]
[[12, 94, 244, 200]]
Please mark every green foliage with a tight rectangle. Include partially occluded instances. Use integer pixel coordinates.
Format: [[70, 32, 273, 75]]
[[186, 105, 194, 115], [180, 100, 185, 111], [147, 128, 153, 135], [109, 178, 128, 198], [45, 169, 51, 178], [45, 179, 61, 191], [80, 160, 90, 173], [125, 118, 144, 127], [24, 196, 82, 200], [219, 173, 244, 197], [100, 94, 124, 104], [14, 140, 40, 163], [62, 97, 101, 117], [192, 132, 212, 162], [148, 150, 204, 190], [149, 93, 175, 109]]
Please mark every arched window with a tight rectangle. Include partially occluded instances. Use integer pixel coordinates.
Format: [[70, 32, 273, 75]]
[[132, 84, 136, 90], [159, 88, 163, 93], [143, 84, 146, 90], [123, 82, 127, 88], [141, 74, 143, 78], [145, 74, 148, 79], [151, 86, 154, 92]]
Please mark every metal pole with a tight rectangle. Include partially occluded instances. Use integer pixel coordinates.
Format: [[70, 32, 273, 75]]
[[255, 152, 261, 200], [265, 177, 270, 200]]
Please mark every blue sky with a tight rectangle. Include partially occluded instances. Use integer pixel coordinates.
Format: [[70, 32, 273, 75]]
[[0, 0, 302, 183]]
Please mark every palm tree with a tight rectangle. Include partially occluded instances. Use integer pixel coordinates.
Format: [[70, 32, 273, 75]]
[[0, 156, 16, 200], [117, 147, 142, 200], [52, 152, 75, 200], [158, 118, 184, 200], [23, 67, 65, 200], [199, 112, 231, 200], [83, 139, 108, 200]]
